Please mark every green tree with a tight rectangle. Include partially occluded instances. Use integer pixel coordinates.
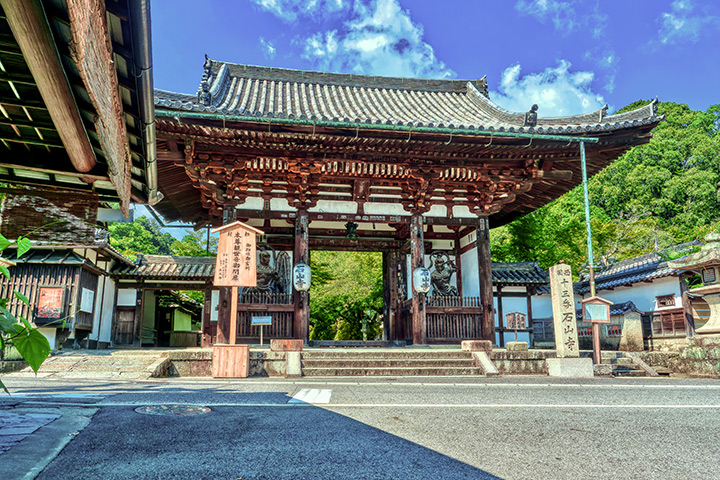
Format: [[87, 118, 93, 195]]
[[171, 229, 217, 256], [108, 216, 175, 259], [492, 101, 720, 274]]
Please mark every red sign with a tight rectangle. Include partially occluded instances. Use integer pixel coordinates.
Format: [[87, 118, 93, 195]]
[[36, 287, 65, 319]]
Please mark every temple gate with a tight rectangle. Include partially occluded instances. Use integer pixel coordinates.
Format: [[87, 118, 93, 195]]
[[152, 58, 661, 345]]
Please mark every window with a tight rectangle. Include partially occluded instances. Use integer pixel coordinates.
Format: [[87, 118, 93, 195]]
[[702, 267, 716, 284], [651, 308, 686, 336], [577, 326, 593, 337], [605, 324, 622, 337], [656, 294, 675, 307]]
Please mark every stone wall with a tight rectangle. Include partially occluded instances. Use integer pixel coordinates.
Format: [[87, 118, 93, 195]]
[[639, 335, 720, 378], [166, 349, 287, 377]]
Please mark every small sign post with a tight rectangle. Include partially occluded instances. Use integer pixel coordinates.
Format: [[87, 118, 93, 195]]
[[505, 311, 527, 342], [211, 221, 264, 378], [252, 316, 272, 345], [581, 296, 613, 364]]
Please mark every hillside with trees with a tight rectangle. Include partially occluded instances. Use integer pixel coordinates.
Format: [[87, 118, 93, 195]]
[[491, 101, 720, 275]]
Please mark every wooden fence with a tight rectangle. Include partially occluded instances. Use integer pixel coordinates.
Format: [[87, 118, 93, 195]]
[[426, 296, 483, 342], [236, 292, 293, 340]]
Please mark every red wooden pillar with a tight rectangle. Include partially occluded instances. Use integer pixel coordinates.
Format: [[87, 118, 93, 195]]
[[476, 216, 495, 343], [385, 250, 400, 341], [293, 209, 310, 342], [411, 213, 426, 344]]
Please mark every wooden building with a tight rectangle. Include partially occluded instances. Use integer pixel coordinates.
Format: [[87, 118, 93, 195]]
[[0, 0, 158, 240], [151, 58, 662, 345]]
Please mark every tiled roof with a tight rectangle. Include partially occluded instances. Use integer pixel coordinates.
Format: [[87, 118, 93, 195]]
[[154, 59, 661, 135], [574, 241, 701, 294], [492, 261, 548, 285], [2, 249, 86, 265], [114, 255, 216, 280]]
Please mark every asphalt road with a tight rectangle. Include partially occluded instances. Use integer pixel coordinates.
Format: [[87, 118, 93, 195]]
[[1, 376, 719, 480]]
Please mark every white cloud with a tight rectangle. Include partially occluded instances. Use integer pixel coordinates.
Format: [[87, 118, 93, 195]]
[[659, 0, 717, 44], [300, 0, 454, 78], [582, 47, 617, 93], [515, 0, 607, 38], [251, 0, 347, 22], [259, 37, 277, 60], [491, 61, 606, 117]]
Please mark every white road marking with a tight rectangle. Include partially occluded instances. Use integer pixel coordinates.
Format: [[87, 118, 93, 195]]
[[289, 388, 332, 404]]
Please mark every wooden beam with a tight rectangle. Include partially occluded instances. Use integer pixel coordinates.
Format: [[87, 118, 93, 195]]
[[1, 0, 96, 172]]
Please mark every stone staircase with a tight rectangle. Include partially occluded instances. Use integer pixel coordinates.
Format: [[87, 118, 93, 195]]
[[601, 352, 647, 377], [7, 350, 170, 379], [301, 349, 484, 376]]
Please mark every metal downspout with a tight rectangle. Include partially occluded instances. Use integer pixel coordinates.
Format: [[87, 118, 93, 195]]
[[128, 0, 162, 205]]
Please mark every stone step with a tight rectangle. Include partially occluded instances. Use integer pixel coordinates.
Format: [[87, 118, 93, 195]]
[[612, 366, 647, 377], [604, 357, 635, 366], [301, 351, 473, 360], [302, 359, 477, 368], [302, 366, 484, 376], [652, 366, 673, 376]]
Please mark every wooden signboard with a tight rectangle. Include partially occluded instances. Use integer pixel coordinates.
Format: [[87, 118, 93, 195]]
[[213, 221, 265, 287], [581, 296, 613, 324], [210, 221, 264, 378]]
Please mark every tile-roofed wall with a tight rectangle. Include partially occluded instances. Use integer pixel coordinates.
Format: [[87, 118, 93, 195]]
[[155, 59, 661, 136], [575, 300, 642, 320], [491, 261, 548, 285], [114, 255, 216, 280]]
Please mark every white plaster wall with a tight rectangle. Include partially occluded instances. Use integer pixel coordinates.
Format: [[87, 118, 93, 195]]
[[210, 290, 219, 321], [98, 279, 116, 343], [587, 276, 682, 312], [38, 328, 57, 351], [89, 272, 106, 342], [460, 248, 479, 297], [531, 294, 554, 318], [117, 288, 136, 306]]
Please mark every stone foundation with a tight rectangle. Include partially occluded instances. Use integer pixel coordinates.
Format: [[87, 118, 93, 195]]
[[490, 350, 555, 374]]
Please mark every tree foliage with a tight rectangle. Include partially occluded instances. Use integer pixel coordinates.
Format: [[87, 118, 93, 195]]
[[491, 101, 720, 275], [309, 251, 383, 341], [108, 216, 175, 259]]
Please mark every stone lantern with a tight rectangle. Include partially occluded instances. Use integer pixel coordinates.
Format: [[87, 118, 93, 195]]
[[668, 232, 720, 334]]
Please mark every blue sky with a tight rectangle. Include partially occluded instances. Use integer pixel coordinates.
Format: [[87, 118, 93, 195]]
[[152, 0, 719, 116]]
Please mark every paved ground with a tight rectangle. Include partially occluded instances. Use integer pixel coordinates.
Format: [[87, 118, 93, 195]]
[[1, 376, 719, 479]]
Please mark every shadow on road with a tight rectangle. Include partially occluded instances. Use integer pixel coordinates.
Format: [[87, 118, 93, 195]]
[[35, 390, 501, 480]]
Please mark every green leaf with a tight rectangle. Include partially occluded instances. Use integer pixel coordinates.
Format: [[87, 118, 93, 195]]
[[19, 315, 32, 330], [0, 233, 10, 251], [0, 314, 14, 332], [0, 378, 8, 395], [17, 237, 32, 258], [0, 305, 16, 325], [11, 325, 51, 373], [0, 265, 9, 280], [14, 291, 29, 306]]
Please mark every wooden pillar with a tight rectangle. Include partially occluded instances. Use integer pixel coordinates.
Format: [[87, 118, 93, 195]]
[[133, 286, 144, 347], [527, 286, 535, 347], [476, 216, 495, 343], [453, 227, 464, 298], [216, 287, 231, 344], [201, 285, 213, 347], [411, 213, 426, 344], [680, 274, 695, 337], [293, 209, 310, 342], [496, 285, 504, 347], [382, 251, 391, 341]]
